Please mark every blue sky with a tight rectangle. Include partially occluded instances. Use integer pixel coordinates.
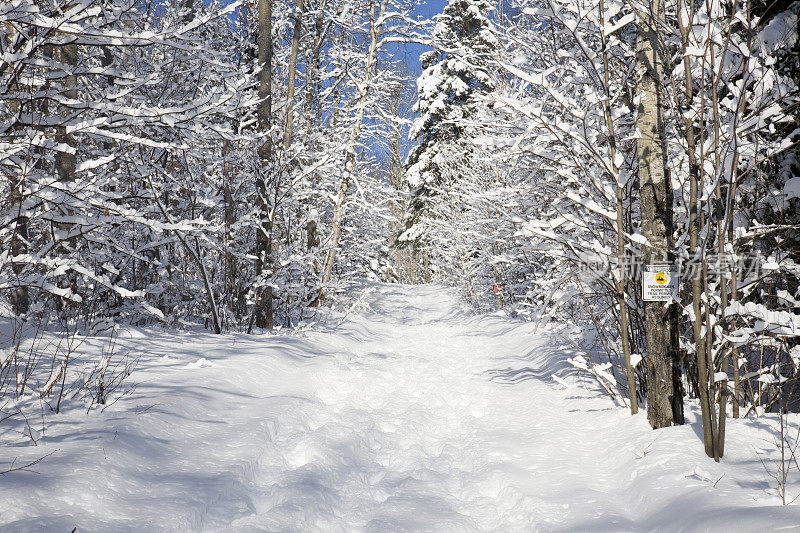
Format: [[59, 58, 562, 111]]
[[414, 0, 447, 17], [207, 0, 448, 75], [397, 0, 447, 75]]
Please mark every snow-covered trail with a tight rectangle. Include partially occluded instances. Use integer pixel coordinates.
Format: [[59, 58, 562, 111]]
[[3, 284, 800, 531], [272, 284, 628, 531]]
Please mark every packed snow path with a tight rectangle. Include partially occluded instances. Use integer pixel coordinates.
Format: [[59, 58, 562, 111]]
[[3, 284, 800, 531]]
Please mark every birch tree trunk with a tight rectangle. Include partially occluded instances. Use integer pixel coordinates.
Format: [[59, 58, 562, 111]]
[[303, 5, 327, 294], [282, 0, 304, 151], [319, 0, 385, 299], [254, 0, 274, 330], [304, 4, 326, 127], [635, 0, 684, 429]]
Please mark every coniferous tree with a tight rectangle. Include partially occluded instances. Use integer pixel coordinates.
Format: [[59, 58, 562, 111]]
[[401, 0, 498, 264]]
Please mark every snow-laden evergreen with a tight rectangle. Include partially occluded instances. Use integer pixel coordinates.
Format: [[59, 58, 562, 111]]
[[401, 0, 498, 245]]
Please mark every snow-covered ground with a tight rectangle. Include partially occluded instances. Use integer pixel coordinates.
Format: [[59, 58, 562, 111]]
[[2, 283, 800, 531]]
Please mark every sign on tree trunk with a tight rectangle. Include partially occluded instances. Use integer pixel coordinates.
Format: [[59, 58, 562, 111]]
[[642, 264, 679, 302]]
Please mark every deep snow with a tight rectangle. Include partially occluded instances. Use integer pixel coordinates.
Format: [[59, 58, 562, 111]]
[[2, 283, 800, 531]]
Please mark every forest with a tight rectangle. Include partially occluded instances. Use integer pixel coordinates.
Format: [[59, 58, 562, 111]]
[[1, 0, 800, 527]]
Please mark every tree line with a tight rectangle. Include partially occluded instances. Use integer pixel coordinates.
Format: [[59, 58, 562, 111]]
[[1, 0, 423, 334], [402, 0, 799, 460], [2, 0, 799, 460]]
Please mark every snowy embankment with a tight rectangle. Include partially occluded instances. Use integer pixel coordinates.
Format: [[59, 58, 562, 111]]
[[2, 283, 800, 531]]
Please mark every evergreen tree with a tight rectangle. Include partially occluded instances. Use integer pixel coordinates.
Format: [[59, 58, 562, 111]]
[[400, 0, 497, 251]]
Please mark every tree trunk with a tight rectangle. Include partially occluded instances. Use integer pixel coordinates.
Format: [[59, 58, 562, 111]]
[[635, 0, 684, 429], [222, 139, 237, 319], [48, 34, 79, 308], [44, 35, 78, 258], [710, 37, 727, 458], [254, 0, 274, 330], [600, 0, 637, 415], [282, 0, 304, 151], [304, 5, 326, 128], [54, 40, 77, 188], [319, 0, 385, 298], [305, 3, 327, 265], [5, 21, 29, 315], [677, 0, 716, 458]]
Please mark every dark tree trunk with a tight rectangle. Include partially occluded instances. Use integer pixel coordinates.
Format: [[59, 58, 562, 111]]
[[254, 0, 274, 330], [6, 22, 29, 315]]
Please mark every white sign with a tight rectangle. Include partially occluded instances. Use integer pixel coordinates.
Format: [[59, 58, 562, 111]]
[[642, 264, 679, 302]]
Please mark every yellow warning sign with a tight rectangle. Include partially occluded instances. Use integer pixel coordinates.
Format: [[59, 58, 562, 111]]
[[643, 264, 679, 302]]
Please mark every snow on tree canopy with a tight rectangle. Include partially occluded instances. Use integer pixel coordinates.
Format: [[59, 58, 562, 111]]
[[403, 0, 497, 239]]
